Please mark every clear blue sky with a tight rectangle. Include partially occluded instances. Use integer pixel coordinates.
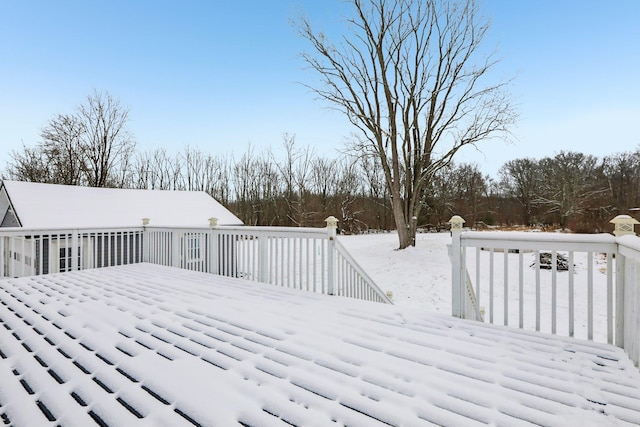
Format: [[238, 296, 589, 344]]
[[1, 0, 639, 178]]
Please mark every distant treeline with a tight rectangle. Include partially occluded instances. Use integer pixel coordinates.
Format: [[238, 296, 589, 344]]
[[5, 134, 640, 233]]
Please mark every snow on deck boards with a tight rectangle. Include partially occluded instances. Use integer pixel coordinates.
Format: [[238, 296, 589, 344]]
[[1, 265, 640, 426]]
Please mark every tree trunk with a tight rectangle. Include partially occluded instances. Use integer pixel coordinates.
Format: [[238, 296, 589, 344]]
[[391, 194, 411, 249]]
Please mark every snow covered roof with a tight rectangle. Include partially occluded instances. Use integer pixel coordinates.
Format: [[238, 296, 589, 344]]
[[2, 264, 640, 426], [0, 180, 243, 228]]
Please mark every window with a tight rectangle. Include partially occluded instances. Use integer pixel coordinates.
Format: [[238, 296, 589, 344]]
[[59, 246, 81, 272], [188, 236, 202, 262]]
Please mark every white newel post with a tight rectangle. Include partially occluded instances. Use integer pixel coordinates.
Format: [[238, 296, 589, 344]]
[[449, 215, 465, 318], [171, 230, 181, 268], [0, 237, 4, 277], [325, 216, 338, 296], [258, 231, 269, 284], [610, 215, 639, 351], [71, 230, 79, 271], [208, 218, 219, 275], [142, 218, 150, 263]]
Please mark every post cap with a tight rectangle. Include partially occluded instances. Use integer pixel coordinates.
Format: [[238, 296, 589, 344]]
[[448, 215, 465, 230], [325, 216, 339, 229], [610, 214, 639, 236], [209, 217, 219, 227], [142, 218, 150, 226]]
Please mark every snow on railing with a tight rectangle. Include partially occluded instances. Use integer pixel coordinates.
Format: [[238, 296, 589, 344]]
[[0, 219, 391, 305], [449, 215, 640, 366]]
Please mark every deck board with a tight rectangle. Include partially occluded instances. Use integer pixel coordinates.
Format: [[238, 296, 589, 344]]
[[2, 263, 640, 426]]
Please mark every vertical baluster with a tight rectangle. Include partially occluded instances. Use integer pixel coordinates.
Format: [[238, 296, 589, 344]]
[[108, 231, 113, 267], [238, 233, 248, 280], [38, 236, 43, 275], [350, 267, 355, 298], [123, 231, 128, 265], [534, 251, 541, 332], [305, 238, 310, 291], [270, 237, 274, 284], [92, 232, 97, 267], [461, 246, 467, 318], [504, 249, 509, 326], [287, 238, 291, 288], [280, 238, 285, 287], [552, 251, 557, 334], [345, 261, 349, 297], [134, 231, 138, 264], [293, 236, 298, 288], [489, 249, 494, 324], [519, 251, 524, 329], [569, 251, 575, 338], [313, 239, 318, 293], [119, 231, 124, 266], [252, 234, 258, 283], [161, 231, 165, 265], [588, 251, 594, 340], [615, 251, 625, 348], [341, 254, 345, 296], [0, 236, 4, 277], [320, 239, 329, 294], [607, 251, 613, 344], [152, 232, 156, 265], [337, 253, 342, 296], [77, 231, 83, 270], [475, 247, 480, 319], [10, 236, 14, 275], [21, 236, 26, 277]]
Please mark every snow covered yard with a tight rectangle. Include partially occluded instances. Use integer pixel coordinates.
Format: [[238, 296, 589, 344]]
[[339, 232, 454, 312], [340, 231, 613, 342]]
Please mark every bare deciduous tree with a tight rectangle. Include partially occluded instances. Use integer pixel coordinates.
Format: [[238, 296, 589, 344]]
[[79, 90, 136, 187], [298, 0, 516, 248], [6, 144, 53, 183], [449, 163, 488, 227], [603, 150, 640, 212], [535, 151, 609, 229], [40, 114, 86, 185], [5, 90, 135, 188], [499, 158, 541, 226]]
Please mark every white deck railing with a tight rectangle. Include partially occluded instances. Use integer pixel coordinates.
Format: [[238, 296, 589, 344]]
[[449, 215, 640, 366], [143, 224, 390, 303], [0, 221, 391, 304], [0, 227, 144, 277]]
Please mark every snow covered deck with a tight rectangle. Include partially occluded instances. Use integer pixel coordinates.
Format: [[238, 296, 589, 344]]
[[2, 264, 640, 426]]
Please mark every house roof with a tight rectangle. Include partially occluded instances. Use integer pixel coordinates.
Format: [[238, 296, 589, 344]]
[[2, 263, 640, 426], [0, 180, 243, 228]]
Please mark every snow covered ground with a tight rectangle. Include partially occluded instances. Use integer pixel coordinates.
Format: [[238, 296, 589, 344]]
[[340, 232, 454, 313], [339, 231, 612, 343]]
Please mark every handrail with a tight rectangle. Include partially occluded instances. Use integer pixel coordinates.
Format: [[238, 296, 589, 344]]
[[0, 226, 145, 234]]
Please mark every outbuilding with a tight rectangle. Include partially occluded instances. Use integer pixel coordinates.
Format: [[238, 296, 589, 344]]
[[0, 180, 242, 229], [0, 181, 242, 276]]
